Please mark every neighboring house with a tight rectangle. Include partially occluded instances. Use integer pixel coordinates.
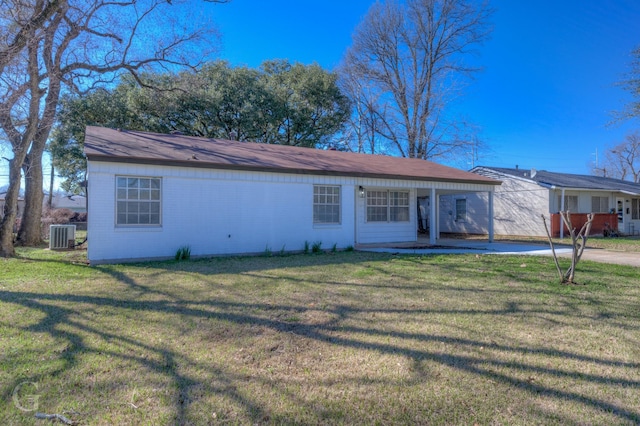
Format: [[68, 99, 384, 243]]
[[440, 166, 640, 237], [2, 192, 85, 215], [83, 126, 501, 264], [47, 194, 87, 213]]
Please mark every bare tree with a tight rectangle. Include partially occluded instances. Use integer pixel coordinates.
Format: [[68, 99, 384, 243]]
[[339, 0, 492, 160], [600, 46, 640, 182], [0, 0, 62, 73], [541, 212, 594, 284], [615, 45, 640, 123], [606, 132, 640, 182], [337, 65, 385, 154], [591, 132, 640, 182], [0, 0, 226, 256]]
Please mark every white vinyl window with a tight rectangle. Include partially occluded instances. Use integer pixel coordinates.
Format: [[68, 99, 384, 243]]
[[558, 195, 578, 212], [366, 190, 388, 222], [116, 176, 161, 226], [633, 199, 640, 220], [366, 190, 409, 222], [390, 191, 410, 221], [313, 185, 341, 224], [591, 196, 609, 213], [455, 198, 467, 222]]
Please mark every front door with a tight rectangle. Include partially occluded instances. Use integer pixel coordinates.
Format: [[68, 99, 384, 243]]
[[417, 197, 429, 234], [616, 197, 625, 233]]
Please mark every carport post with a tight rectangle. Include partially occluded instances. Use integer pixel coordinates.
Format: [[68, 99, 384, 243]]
[[429, 188, 437, 245], [560, 188, 565, 239], [488, 191, 494, 242]]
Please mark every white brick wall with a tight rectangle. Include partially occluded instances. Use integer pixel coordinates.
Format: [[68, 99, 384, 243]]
[[87, 161, 497, 262], [440, 173, 550, 236], [88, 162, 361, 263]]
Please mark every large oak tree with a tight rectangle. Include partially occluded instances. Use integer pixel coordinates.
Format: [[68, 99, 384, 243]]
[[0, 0, 227, 256], [50, 60, 350, 192]]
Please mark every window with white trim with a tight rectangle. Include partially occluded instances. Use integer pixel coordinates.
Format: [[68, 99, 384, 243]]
[[313, 185, 341, 224], [633, 198, 640, 220], [390, 191, 410, 221], [366, 190, 388, 222], [116, 176, 161, 226], [366, 190, 409, 222], [591, 196, 609, 213], [455, 198, 467, 222], [558, 195, 578, 212]]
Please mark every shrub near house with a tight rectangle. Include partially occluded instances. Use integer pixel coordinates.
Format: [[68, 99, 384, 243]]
[[42, 208, 88, 237]]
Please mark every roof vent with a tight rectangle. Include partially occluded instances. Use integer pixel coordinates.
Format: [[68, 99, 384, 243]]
[[531, 168, 537, 178]]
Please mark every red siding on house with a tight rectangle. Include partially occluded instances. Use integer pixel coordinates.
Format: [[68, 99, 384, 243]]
[[550, 213, 618, 237]]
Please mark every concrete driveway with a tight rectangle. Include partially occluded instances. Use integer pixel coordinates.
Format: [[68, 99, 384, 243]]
[[357, 239, 640, 267], [560, 249, 640, 267]]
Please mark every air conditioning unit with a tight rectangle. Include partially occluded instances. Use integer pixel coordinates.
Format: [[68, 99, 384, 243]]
[[49, 225, 76, 250]]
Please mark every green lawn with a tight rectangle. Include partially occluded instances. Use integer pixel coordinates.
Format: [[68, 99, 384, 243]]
[[1, 249, 639, 425]]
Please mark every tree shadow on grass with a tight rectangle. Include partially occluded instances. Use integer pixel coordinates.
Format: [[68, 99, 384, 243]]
[[2, 252, 640, 423]]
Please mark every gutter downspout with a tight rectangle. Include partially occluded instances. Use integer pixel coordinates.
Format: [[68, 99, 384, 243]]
[[488, 190, 494, 242], [354, 185, 358, 247]]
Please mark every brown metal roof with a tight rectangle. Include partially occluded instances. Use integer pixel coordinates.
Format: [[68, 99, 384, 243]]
[[83, 126, 500, 185]]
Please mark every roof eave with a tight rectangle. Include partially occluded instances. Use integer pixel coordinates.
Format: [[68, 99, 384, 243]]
[[474, 167, 533, 184], [86, 154, 501, 186], [539, 183, 640, 195]]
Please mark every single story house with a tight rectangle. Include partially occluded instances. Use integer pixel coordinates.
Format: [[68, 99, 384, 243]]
[[83, 126, 501, 263], [440, 166, 640, 237], [47, 193, 87, 213], [2, 192, 85, 217]]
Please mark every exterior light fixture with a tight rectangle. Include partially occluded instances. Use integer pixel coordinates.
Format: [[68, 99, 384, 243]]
[[358, 186, 365, 198]]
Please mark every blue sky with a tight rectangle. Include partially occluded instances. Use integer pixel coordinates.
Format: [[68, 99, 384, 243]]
[[2, 0, 638, 189], [209, 0, 640, 174]]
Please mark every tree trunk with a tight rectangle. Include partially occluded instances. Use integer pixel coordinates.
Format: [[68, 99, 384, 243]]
[[0, 31, 41, 257], [542, 212, 594, 284], [17, 55, 61, 246], [0, 157, 25, 256], [18, 145, 46, 246], [541, 214, 564, 283]]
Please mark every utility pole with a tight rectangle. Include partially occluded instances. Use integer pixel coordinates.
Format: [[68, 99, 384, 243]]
[[469, 137, 478, 168]]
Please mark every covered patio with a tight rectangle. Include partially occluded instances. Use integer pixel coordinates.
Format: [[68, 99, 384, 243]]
[[415, 187, 496, 245]]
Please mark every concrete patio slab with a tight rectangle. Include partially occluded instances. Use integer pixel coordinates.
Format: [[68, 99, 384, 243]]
[[357, 238, 574, 256]]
